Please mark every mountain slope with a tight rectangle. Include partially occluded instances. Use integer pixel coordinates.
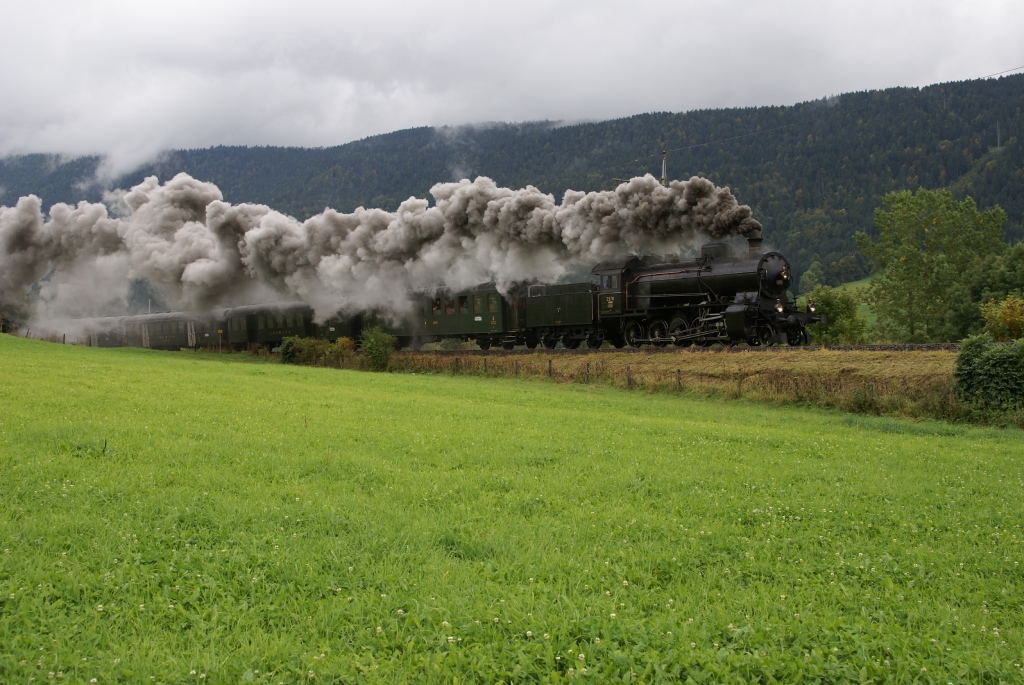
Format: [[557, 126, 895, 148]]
[[2, 74, 1022, 284]]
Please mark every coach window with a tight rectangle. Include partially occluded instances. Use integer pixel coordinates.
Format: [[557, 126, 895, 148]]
[[473, 294, 484, 313], [258, 316, 266, 329], [445, 296, 455, 315], [487, 294, 500, 313], [458, 295, 469, 314], [431, 298, 442, 315]]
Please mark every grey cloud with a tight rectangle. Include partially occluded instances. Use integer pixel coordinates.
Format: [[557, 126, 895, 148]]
[[0, 1, 1021, 174]]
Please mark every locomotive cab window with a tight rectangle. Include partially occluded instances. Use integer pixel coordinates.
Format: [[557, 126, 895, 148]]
[[601, 275, 619, 290], [458, 295, 469, 314]]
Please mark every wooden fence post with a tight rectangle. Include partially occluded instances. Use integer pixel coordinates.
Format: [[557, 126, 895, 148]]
[[483, 357, 487, 374], [676, 369, 681, 393], [736, 372, 744, 398], [548, 359, 552, 378], [626, 365, 632, 389], [514, 360, 519, 377], [585, 362, 590, 385]]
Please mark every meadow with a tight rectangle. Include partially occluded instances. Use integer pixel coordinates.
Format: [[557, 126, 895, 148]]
[[1, 334, 1023, 683]]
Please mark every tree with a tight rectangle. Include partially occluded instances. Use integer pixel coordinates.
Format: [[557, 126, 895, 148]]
[[798, 261, 824, 295], [855, 188, 1006, 342], [981, 295, 1024, 341], [804, 285, 866, 344]]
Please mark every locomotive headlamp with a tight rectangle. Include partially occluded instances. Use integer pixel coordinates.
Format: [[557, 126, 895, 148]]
[[808, 298, 816, 313], [775, 299, 784, 313]]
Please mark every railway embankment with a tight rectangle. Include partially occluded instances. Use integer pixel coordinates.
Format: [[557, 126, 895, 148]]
[[391, 346, 972, 424]]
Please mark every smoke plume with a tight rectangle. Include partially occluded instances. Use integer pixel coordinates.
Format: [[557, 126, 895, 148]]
[[0, 172, 761, 324]]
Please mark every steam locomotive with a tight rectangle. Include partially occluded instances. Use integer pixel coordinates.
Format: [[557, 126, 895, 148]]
[[74, 235, 821, 350]]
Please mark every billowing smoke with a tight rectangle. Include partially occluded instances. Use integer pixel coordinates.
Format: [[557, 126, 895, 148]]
[[0, 172, 761, 324]]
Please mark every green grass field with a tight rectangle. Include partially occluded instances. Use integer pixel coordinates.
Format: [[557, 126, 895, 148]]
[[1, 335, 1022, 683]]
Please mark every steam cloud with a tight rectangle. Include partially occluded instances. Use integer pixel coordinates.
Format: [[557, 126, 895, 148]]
[[0, 173, 761, 324]]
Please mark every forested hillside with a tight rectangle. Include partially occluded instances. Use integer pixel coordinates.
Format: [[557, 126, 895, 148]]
[[2, 74, 1022, 284]]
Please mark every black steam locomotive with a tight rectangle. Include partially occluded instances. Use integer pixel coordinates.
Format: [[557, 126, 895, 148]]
[[74, 235, 820, 350]]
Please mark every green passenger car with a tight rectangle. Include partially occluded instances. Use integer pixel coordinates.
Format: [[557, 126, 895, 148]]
[[418, 285, 518, 349]]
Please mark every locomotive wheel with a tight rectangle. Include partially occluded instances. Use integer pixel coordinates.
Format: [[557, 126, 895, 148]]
[[565, 339, 582, 349], [543, 338, 558, 349], [586, 337, 602, 349], [668, 317, 692, 347], [477, 340, 491, 350], [612, 337, 626, 349], [526, 339, 538, 350], [647, 319, 669, 347], [502, 341, 515, 350], [623, 320, 644, 348], [756, 324, 776, 347]]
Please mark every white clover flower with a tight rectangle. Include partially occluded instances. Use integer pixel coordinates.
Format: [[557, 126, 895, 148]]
[[442, 621, 449, 627], [526, 631, 533, 637]]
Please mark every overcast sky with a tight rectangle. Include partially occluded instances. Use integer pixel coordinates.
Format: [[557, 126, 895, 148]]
[[2, 0, 1022, 174]]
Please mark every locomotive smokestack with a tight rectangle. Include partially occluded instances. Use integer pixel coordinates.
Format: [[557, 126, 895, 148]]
[[747, 231, 763, 254]]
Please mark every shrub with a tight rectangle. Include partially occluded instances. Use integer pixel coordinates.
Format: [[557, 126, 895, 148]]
[[280, 336, 357, 367], [361, 326, 397, 371], [981, 295, 1024, 341], [954, 334, 1024, 409], [438, 338, 466, 351], [804, 285, 867, 344]]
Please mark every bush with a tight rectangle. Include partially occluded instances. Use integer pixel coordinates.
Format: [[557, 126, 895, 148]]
[[981, 295, 1024, 341], [804, 285, 867, 344], [954, 334, 1024, 409], [361, 326, 397, 371], [280, 336, 356, 367], [438, 338, 466, 351]]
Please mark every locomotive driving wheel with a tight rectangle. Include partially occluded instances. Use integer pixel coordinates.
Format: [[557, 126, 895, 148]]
[[647, 319, 669, 347], [586, 335, 602, 349], [668, 316, 692, 347], [623, 320, 644, 348], [756, 324, 776, 347]]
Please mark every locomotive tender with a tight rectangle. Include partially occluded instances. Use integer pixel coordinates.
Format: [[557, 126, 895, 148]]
[[76, 235, 821, 350]]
